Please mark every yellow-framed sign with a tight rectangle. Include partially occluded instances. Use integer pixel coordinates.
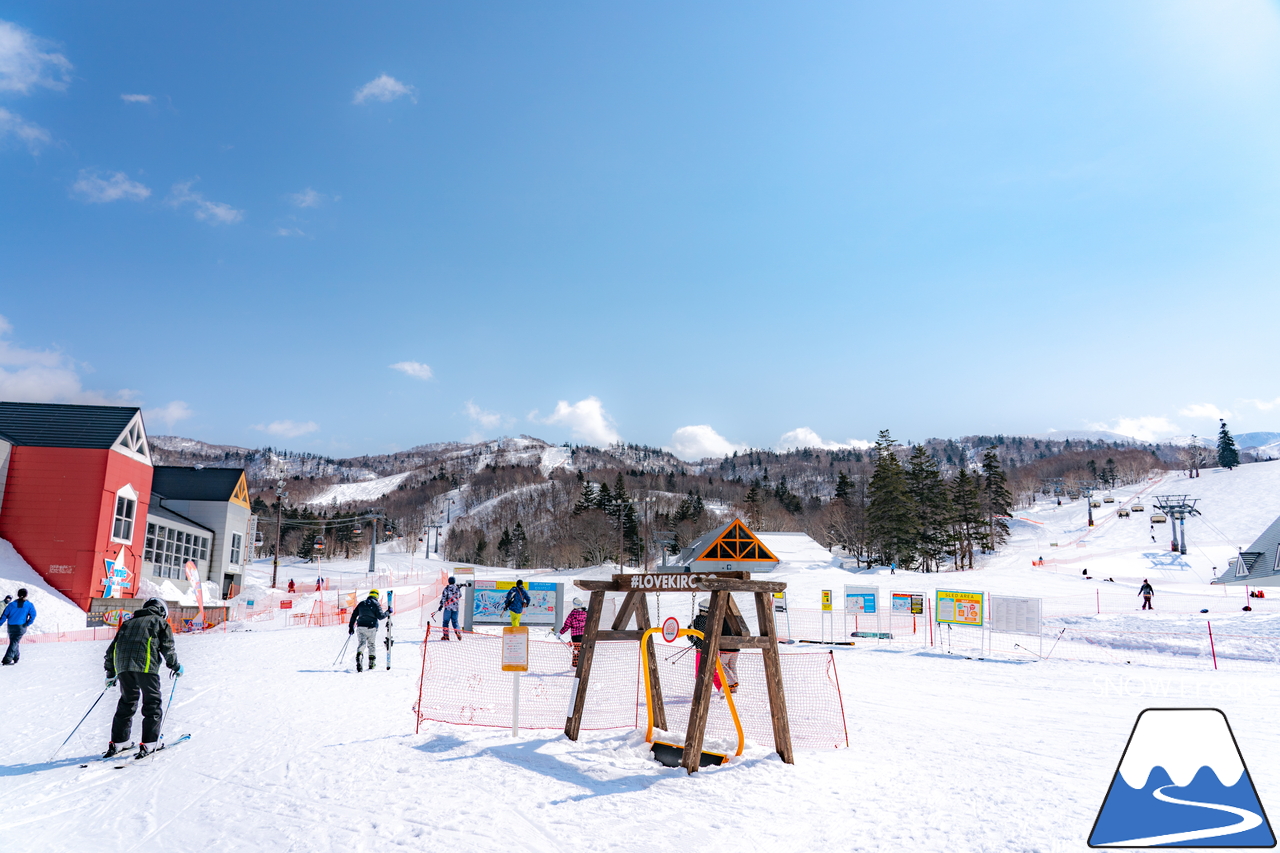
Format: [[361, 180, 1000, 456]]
[[935, 590, 984, 626]]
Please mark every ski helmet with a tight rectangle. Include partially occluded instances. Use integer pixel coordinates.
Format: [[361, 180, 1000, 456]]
[[144, 598, 167, 614], [448, 576, 456, 585], [368, 589, 380, 598], [572, 597, 585, 609], [697, 598, 710, 612]]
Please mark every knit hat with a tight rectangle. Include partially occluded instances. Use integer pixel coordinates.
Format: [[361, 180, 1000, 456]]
[[369, 589, 380, 598], [697, 598, 710, 612], [572, 597, 585, 609]]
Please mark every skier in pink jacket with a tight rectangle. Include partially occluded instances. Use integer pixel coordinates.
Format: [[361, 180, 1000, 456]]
[[559, 598, 589, 668]]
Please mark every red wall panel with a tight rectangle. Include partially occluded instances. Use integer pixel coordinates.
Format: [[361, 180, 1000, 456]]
[[0, 446, 153, 611]]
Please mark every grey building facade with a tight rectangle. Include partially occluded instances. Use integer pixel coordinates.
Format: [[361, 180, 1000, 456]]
[[150, 467, 254, 598]]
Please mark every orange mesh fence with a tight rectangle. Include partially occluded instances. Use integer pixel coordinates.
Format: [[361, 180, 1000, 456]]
[[25, 626, 119, 643], [414, 631, 850, 749]]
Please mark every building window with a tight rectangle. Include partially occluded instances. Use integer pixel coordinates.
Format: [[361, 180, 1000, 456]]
[[230, 533, 243, 566], [112, 488, 137, 543], [199, 537, 209, 561], [145, 522, 206, 579]]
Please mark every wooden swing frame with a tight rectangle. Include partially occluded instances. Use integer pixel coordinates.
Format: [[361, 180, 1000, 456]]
[[563, 571, 794, 774]]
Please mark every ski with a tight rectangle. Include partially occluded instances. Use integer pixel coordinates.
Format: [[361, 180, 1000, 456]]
[[115, 733, 191, 768], [384, 590, 394, 670]]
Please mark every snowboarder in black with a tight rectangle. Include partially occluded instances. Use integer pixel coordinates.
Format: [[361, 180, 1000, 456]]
[[1139, 579, 1155, 610], [349, 590, 392, 671], [103, 598, 182, 759]]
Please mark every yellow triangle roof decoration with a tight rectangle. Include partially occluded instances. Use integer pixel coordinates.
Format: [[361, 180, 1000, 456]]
[[230, 473, 251, 509], [695, 519, 779, 562]]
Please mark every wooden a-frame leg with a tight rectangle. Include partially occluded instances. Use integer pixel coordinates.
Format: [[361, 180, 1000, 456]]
[[683, 590, 727, 773], [564, 589, 605, 741], [755, 591, 794, 764]]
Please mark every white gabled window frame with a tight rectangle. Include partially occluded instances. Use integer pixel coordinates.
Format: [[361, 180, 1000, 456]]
[[111, 483, 139, 544]]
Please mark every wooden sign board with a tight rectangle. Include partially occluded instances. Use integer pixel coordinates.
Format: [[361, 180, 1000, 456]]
[[612, 572, 747, 592], [501, 626, 529, 672]]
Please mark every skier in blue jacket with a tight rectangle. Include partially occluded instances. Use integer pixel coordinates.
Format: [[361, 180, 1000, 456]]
[[502, 580, 531, 628], [1, 588, 36, 665]]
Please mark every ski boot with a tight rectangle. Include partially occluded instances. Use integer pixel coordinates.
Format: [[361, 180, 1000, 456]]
[[356, 652, 364, 672], [103, 742, 126, 759], [368, 656, 376, 670], [441, 632, 450, 641], [454, 630, 463, 641], [135, 743, 154, 759]]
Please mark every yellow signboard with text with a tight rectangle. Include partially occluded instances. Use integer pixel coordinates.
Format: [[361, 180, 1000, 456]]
[[935, 590, 984, 626], [821, 590, 832, 612]]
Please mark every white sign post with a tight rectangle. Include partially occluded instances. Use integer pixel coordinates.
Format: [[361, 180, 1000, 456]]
[[502, 627, 529, 736], [843, 585, 880, 639], [989, 595, 1043, 656]]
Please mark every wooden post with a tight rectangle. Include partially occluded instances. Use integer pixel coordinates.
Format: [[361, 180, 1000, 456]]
[[636, 593, 666, 732], [754, 591, 795, 764], [564, 589, 606, 741], [683, 589, 728, 773]]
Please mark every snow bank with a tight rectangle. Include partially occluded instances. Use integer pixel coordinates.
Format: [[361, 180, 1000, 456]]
[[0, 538, 88, 633]]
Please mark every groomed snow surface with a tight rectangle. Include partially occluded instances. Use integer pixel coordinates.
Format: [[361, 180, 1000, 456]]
[[4, 463, 1280, 852]]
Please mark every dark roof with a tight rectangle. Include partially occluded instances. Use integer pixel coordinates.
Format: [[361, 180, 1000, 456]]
[[0, 401, 140, 449], [1212, 513, 1280, 585], [151, 466, 245, 501], [147, 504, 214, 533]]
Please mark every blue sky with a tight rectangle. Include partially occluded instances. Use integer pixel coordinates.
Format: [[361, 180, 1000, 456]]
[[3, 2, 1280, 459]]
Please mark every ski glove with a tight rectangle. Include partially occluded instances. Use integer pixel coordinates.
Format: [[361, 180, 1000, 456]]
[[169, 664, 184, 678], [349, 627, 355, 635], [105, 676, 117, 689]]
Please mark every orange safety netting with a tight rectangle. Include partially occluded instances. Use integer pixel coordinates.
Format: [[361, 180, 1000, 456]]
[[414, 632, 850, 749]]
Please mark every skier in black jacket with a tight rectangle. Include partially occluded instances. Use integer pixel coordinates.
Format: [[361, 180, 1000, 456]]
[[103, 598, 182, 759], [348, 590, 392, 672], [689, 599, 740, 694]]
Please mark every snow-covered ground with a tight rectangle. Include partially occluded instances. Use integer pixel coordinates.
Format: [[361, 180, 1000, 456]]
[[5, 461, 1280, 852], [0, 539, 94, 634], [306, 471, 414, 506]]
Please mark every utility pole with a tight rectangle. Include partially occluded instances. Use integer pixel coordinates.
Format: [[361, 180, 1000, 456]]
[[271, 479, 286, 588], [368, 511, 379, 574]]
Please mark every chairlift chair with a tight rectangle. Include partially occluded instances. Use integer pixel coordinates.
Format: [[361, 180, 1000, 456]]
[[353, 525, 363, 536], [1102, 496, 1115, 504], [1117, 508, 1130, 518], [1151, 513, 1168, 524], [1090, 500, 1101, 508], [1131, 504, 1145, 512]]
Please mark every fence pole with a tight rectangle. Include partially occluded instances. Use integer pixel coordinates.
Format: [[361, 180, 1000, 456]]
[[1207, 621, 1218, 670], [927, 598, 934, 647], [1096, 590, 1100, 615]]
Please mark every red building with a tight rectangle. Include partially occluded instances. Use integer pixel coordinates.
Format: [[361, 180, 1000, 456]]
[[0, 402, 154, 611]]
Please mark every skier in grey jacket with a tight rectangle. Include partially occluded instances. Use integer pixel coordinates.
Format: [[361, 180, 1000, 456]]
[[103, 599, 182, 759]]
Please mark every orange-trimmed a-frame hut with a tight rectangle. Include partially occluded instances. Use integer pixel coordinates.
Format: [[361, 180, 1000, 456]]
[[671, 518, 780, 573]]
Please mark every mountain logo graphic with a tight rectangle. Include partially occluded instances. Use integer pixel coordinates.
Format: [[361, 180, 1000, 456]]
[[1089, 708, 1276, 848]]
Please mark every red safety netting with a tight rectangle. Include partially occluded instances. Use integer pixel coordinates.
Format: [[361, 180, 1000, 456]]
[[414, 631, 850, 749]]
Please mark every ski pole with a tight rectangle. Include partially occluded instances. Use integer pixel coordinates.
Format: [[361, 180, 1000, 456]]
[[50, 685, 110, 760], [1042, 627, 1067, 661], [333, 633, 353, 666], [157, 674, 181, 743]]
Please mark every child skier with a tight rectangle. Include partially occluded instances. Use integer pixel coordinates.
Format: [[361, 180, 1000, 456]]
[[348, 590, 392, 671], [435, 577, 464, 641], [559, 598, 589, 667], [502, 580, 531, 628], [103, 598, 182, 759], [1, 588, 36, 666], [689, 599, 739, 694]]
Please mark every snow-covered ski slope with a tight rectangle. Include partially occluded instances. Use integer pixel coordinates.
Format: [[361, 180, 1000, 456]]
[[305, 471, 413, 506], [5, 462, 1280, 852]]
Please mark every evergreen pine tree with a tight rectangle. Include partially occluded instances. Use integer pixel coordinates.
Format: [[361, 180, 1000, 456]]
[[979, 448, 1013, 551], [949, 468, 983, 570], [834, 471, 853, 506], [497, 527, 513, 566], [867, 430, 918, 569], [1218, 421, 1240, 470], [905, 445, 951, 572], [511, 521, 529, 568], [573, 482, 596, 515], [595, 481, 612, 511], [743, 481, 762, 528]]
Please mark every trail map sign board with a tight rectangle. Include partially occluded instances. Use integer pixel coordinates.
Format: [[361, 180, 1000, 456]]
[[936, 590, 984, 626], [891, 592, 924, 616], [989, 595, 1042, 636], [843, 586, 878, 614], [471, 580, 561, 627]]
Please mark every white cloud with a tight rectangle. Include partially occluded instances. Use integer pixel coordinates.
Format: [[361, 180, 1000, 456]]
[[1179, 403, 1234, 420], [668, 425, 747, 461], [777, 427, 873, 452], [1087, 416, 1181, 442], [0, 20, 72, 95], [0, 314, 132, 404], [537, 396, 620, 446], [0, 106, 50, 152], [275, 226, 306, 237], [71, 169, 150, 203], [391, 361, 433, 381], [168, 180, 243, 224], [353, 74, 416, 105], [143, 401, 193, 429], [465, 401, 504, 430], [289, 188, 326, 208], [1245, 396, 1280, 411], [252, 420, 319, 439], [120, 93, 153, 104]]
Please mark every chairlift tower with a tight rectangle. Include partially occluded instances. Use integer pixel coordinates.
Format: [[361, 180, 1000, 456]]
[[1080, 486, 1095, 527], [1152, 495, 1200, 555]]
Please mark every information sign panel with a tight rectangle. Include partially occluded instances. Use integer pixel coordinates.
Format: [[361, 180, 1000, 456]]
[[473, 580, 558, 625], [501, 626, 529, 672], [891, 592, 925, 616], [772, 591, 787, 613], [843, 586, 878, 614], [821, 590, 832, 612], [989, 595, 1042, 636], [935, 589, 984, 626], [662, 617, 679, 643]]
